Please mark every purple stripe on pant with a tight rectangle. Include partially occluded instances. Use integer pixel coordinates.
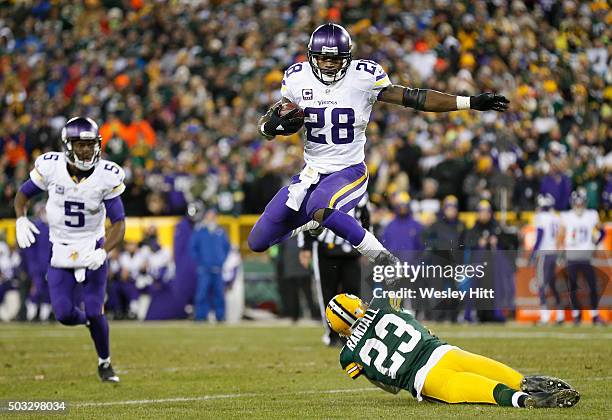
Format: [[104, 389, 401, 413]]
[[248, 162, 368, 252]]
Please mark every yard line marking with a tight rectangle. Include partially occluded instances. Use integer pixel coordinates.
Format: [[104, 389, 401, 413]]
[[74, 388, 379, 407], [440, 331, 612, 340]]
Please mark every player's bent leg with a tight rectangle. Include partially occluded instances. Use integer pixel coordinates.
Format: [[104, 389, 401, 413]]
[[423, 368, 519, 406], [47, 267, 87, 326], [441, 348, 524, 390], [248, 185, 310, 252]]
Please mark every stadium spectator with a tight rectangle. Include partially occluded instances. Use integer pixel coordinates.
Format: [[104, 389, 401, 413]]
[[0, 0, 608, 218]]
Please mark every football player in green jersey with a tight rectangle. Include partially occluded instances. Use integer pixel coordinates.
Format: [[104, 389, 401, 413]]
[[327, 293, 579, 409]]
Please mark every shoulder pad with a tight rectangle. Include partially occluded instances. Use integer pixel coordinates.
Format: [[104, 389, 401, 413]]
[[98, 160, 126, 198]]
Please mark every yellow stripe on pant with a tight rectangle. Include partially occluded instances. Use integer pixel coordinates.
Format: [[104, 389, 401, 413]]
[[328, 166, 368, 208], [422, 349, 524, 404]]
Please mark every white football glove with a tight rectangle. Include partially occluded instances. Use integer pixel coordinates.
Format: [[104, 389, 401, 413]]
[[16, 216, 40, 248], [83, 249, 107, 271]]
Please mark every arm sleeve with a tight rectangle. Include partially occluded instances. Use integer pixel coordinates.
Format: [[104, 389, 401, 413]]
[[102, 164, 126, 200], [280, 73, 297, 103], [103, 196, 126, 224], [29, 154, 55, 191], [19, 179, 44, 199], [370, 64, 391, 104]]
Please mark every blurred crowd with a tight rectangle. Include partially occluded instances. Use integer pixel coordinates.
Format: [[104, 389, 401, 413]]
[[0, 0, 611, 220]]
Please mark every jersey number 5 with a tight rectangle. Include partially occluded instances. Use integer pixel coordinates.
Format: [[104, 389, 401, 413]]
[[359, 314, 422, 379], [304, 107, 355, 144], [64, 201, 85, 228]]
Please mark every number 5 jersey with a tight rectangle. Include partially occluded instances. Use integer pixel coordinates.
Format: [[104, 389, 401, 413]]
[[281, 60, 391, 174], [340, 297, 454, 401], [29, 152, 125, 244]]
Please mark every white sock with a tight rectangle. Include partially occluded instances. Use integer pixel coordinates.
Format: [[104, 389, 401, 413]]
[[98, 357, 111, 366], [290, 220, 320, 238], [355, 231, 385, 260], [556, 309, 565, 322], [572, 309, 580, 319], [512, 391, 528, 408], [39, 303, 52, 321], [539, 308, 550, 323], [590, 309, 599, 318], [26, 301, 38, 321]]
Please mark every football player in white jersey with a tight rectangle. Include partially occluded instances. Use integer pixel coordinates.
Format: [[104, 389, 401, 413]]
[[530, 193, 564, 324], [557, 188, 605, 324], [14, 117, 126, 382], [248, 23, 508, 266]]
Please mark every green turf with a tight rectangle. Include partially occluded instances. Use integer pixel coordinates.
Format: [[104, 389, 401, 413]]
[[1, 322, 610, 419]]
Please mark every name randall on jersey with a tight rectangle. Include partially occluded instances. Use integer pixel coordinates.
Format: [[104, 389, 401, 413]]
[[373, 287, 495, 301]]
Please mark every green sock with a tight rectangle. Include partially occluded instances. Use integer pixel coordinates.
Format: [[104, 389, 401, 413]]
[[493, 384, 528, 407]]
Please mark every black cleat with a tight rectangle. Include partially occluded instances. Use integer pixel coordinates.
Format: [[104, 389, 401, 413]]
[[98, 362, 120, 383], [373, 251, 402, 288], [521, 375, 573, 394], [524, 389, 580, 408]]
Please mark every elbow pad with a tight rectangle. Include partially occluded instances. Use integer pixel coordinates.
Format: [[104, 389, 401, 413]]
[[402, 88, 427, 110]]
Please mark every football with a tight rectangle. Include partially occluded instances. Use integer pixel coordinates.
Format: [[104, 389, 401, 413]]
[[279, 102, 305, 119]]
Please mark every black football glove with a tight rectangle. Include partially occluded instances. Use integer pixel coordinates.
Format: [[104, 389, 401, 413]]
[[260, 102, 304, 138], [470, 93, 509, 112]]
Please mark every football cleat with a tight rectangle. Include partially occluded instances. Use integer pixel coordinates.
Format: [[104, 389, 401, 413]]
[[521, 375, 573, 394], [325, 294, 368, 336], [373, 250, 402, 287], [524, 389, 580, 409], [98, 362, 120, 383]]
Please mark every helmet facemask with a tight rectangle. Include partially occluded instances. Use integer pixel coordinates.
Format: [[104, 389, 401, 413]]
[[308, 50, 351, 85], [61, 117, 102, 171]]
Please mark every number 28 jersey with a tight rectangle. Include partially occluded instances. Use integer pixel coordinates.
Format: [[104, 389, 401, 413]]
[[29, 152, 126, 244], [339, 298, 453, 400], [281, 60, 391, 174]]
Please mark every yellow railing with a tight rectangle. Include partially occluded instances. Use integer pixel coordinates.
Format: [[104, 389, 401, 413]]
[[0, 213, 534, 254]]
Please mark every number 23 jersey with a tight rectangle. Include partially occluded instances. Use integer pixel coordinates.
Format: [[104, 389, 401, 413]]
[[281, 60, 391, 174], [340, 298, 452, 400], [29, 152, 126, 244]]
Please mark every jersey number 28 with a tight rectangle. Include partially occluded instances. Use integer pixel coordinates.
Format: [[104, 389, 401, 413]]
[[359, 314, 422, 379], [304, 107, 355, 144]]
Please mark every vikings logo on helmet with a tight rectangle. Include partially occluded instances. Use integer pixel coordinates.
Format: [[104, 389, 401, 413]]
[[571, 187, 587, 208], [61, 116, 102, 171], [307, 23, 352, 85], [536, 193, 555, 210], [325, 293, 367, 336]]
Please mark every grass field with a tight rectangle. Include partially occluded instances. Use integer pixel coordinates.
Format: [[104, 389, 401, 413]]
[[1, 321, 610, 419]]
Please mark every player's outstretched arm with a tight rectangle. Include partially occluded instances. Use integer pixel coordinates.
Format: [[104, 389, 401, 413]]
[[377, 85, 509, 112]]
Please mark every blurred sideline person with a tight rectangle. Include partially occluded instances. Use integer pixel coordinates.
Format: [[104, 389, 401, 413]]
[[558, 188, 605, 325], [530, 193, 563, 324], [13, 117, 125, 382], [464, 200, 516, 323], [21, 203, 52, 322], [276, 236, 318, 323], [326, 293, 580, 409], [189, 206, 230, 322], [173, 202, 202, 314], [381, 192, 425, 260], [0, 236, 21, 322], [423, 195, 465, 322], [299, 195, 370, 346]]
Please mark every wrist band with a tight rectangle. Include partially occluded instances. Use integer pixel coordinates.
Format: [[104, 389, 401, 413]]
[[456, 96, 471, 110]]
